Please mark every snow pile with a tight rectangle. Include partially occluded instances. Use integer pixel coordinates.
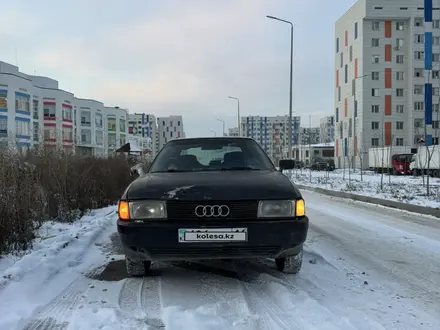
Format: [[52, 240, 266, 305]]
[[0, 206, 117, 288], [291, 169, 440, 208]]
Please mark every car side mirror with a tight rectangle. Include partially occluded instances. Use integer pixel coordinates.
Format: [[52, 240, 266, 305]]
[[279, 159, 295, 171]]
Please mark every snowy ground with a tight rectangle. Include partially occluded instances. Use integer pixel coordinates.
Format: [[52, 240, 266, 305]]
[[1, 193, 440, 329], [291, 169, 440, 208]]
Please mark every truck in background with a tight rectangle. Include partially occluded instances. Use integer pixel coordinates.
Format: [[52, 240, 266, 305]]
[[368, 146, 415, 175], [410, 145, 440, 177]]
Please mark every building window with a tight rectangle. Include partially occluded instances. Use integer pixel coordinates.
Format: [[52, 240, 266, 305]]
[[80, 111, 91, 126], [62, 105, 72, 121], [396, 22, 404, 30], [372, 88, 380, 96], [372, 55, 379, 63], [415, 34, 425, 43], [162, 121, 165, 126], [62, 126, 73, 141], [340, 53, 343, 67], [396, 38, 404, 48], [372, 72, 380, 80], [32, 100, 39, 119], [352, 79, 355, 95], [434, 20, 440, 28], [414, 51, 424, 60], [33, 122, 39, 141], [354, 22, 358, 39], [336, 37, 339, 53], [434, 53, 440, 62], [396, 72, 404, 80], [396, 137, 404, 145], [178, 121, 181, 126], [372, 138, 380, 146], [43, 102, 56, 118], [81, 129, 91, 144], [349, 45, 353, 61], [414, 85, 424, 94], [396, 88, 404, 97], [372, 122, 379, 130], [15, 94, 30, 113], [433, 71, 440, 79], [372, 21, 380, 30], [372, 105, 379, 113], [396, 105, 404, 113], [15, 119, 30, 137], [434, 87, 440, 95], [372, 38, 380, 47], [96, 130, 103, 145], [396, 55, 404, 63], [414, 18, 423, 27], [43, 126, 56, 139], [434, 121, 439, 129], [396, 121, 404, 130], [344, 64, 348, 83], [120, 119, 126, 132], [95, 113, 103, 128], [414, 68, 424, 77], [108, 118, 116, 131], [108, 133, 116, 147], [0, 117, 7, 137]]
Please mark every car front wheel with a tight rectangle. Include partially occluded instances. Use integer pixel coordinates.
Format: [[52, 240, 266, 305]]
[[275, 249, 303, 274], [125, 256, 151, 277]]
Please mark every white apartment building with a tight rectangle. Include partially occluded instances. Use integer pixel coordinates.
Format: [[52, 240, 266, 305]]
[[241, 115, 301, 163], [128, 113, 157, 156], [157, 115, 185, 151], [228, 127, 239, 136], [320, 115, 335, 143], [335, 0, 440, 168], [75, 98, 107, 157], [105, 106, 128, 154]]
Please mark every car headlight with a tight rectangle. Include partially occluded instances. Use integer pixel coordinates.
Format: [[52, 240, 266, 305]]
[[257, 199, 305, 218], [118, 200, 167, 220]]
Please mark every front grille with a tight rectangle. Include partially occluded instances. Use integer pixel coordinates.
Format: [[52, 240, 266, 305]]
[[166, 200, 258, 220]]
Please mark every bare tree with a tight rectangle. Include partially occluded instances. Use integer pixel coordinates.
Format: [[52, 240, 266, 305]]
[[358, 147, 364, 181]]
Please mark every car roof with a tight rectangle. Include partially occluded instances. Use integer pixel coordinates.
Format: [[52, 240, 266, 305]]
[[166, 136, 254, 143]]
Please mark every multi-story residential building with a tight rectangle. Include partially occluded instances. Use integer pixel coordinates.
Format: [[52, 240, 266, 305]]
[[128, 113, 157, 156], [335, 0, 440, 168], [300, 127, 320, 145], [0, 61, 76, 153], [157, 115, 185, 151], [228, 127, 239, 136], [75, 98, 107, 157], [320, 115, 335, 143], [105, 106, 128, 155], [241, 115, 301, 163]]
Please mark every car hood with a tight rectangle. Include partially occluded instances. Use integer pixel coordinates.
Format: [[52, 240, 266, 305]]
[[126, 171, 302, 201]]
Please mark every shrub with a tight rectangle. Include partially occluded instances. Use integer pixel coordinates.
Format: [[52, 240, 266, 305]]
[[0, 149, 144, 254]]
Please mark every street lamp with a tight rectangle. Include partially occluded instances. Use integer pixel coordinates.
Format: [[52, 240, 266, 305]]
[[209, 129, 216, 137], [266, 15, 294, 159], [228, 96, 240, 136], [217, 119, 225, 136]]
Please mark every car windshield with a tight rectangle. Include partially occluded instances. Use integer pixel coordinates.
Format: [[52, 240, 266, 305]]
[[149, 138, 276, 172]]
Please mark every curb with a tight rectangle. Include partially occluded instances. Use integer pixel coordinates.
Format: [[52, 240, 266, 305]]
[[296, 184, 440, 219]]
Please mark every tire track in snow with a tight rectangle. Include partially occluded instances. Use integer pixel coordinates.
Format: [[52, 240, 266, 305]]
[[21, 278, 89, 330], [117, 269, 164, 328]]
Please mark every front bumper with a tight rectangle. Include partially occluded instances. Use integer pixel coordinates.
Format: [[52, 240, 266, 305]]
[[117, 217, 309, 261]]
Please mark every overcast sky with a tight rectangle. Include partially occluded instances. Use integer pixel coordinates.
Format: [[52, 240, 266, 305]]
[[1, 0, 357, 137]]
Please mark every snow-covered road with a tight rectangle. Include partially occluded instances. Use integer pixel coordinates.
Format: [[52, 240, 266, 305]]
[[2, 192, 440, 330]]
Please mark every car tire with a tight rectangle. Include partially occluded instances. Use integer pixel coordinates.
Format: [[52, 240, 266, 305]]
[[125, 256, 151, 277], [275, 249, 303, 274]]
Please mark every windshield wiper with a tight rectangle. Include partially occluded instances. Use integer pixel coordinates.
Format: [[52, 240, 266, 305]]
[[220, 166, 260, 171], [154, 169, 193, 173]]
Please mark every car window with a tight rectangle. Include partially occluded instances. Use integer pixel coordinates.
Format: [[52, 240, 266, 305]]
[[149, 138, 276, 172]]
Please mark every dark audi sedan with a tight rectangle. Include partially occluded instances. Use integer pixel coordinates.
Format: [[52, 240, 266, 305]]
[[117, 137, 309, 276]]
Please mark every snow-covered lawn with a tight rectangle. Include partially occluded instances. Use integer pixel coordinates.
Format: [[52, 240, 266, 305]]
[[291, 169, 440, 209]]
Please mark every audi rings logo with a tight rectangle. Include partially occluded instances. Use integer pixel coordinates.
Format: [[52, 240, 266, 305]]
[[195, 205, 230, 217]]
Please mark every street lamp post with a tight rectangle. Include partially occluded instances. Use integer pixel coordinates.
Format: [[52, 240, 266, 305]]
[[209, 129, 216, 137], [217, 119, 225, 136], [228, 96, 240, 136], [267, 15, 294, 159]]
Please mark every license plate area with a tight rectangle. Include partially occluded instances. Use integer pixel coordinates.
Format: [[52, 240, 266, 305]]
[[178, 228, 248, 243]]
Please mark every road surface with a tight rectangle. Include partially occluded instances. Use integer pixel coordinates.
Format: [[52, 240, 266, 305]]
[[5, 191, 440, 330]]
